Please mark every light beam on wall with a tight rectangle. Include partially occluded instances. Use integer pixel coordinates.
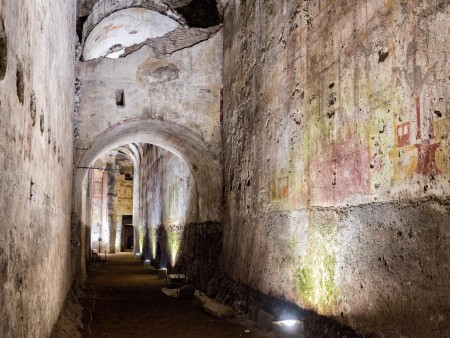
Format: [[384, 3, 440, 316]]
[[168, 226, 180, 267]]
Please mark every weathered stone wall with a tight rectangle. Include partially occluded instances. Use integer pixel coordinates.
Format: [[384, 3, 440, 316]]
[[76, 25, 222, 150], [116, 175, 133, 218], [0, 0, 76, 336], [222, 1, 450, 337], [88, 165, 133, 254], [138, 145, 197, 264], [115, 174, 133, 252], [138, 145, 221, 289]]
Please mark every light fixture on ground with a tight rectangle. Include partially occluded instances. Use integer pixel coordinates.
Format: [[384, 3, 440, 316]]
[[158, 268, 168, 286], [272, 319, 304, 338], [144, 259, 151, 268], [158, 268, 168, 280]]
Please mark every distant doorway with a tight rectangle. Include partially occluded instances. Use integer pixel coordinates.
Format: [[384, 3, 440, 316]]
[[121, 215, 133, 251]]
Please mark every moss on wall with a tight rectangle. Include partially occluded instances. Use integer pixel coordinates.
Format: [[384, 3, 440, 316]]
[[294, 222, 338, 313]]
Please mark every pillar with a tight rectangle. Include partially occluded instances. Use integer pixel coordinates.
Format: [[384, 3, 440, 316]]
[[106, 161, 119, 253]]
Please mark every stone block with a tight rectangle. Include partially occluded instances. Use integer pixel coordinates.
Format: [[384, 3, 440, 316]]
[[256, 308, 274, 333], [157, 268, 167, 280], [195, 294, 210, 306], [203, 301, 233, 318], [161, 287, 178, 298]]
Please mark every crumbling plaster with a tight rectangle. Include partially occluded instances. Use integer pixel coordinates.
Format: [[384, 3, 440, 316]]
[[221, 0, 450, 337], [76, 26, 222, 148]]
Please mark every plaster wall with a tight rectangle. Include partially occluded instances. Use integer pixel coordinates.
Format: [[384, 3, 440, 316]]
[[222, 1, 450, 337], [0, 0, 76, 336], [138, 145, 221, 289], [75, 25, 223, 152], [138, 145, 197, 265], [116, 175, 133, 217]]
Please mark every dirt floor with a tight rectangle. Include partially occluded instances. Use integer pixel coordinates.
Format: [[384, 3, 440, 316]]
[[79, 252, 271, 338]]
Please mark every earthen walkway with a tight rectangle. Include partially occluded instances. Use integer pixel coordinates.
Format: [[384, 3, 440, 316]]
[[79, 252, 270, 338]]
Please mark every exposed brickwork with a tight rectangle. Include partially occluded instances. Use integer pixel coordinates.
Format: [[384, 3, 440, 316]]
[[122, 26, 221, 57]]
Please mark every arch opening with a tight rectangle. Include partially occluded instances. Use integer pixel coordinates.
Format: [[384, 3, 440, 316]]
[[74, 119, 221, 283]]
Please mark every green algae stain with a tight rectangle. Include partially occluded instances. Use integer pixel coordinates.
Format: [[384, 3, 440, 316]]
[[295, 264, 314, 299], [168, 227, 179, 252], [294, 223, 339, 313], [167, 225, 181, 266]]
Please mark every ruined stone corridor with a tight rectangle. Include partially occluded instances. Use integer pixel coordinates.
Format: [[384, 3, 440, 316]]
[[1, 0, 449, 337]]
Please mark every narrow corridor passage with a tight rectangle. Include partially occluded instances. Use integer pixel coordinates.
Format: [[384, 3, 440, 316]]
[[79, 253, 270, 338]]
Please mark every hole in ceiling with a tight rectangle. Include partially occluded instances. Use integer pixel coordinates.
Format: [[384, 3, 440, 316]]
[[177, 0, 221, 28], [76, 15, 88, 43]]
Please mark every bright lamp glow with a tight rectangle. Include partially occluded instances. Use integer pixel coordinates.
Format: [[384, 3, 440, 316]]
[[280, 320, 298, 327], [150, 226, 157, 259], [272, 319, 304, 338]]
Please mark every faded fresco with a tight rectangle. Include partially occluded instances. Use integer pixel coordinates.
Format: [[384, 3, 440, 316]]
[[222, 1, 450, 337]]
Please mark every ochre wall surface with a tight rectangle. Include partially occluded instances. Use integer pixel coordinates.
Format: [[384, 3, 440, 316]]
[[221, 1, 450, 336], [0, 0, 76, 336], [117, 175, 133, 218]]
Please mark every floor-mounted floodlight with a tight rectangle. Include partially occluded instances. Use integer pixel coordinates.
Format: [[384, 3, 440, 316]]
[[272, 319, 305, 338], [158, 268, 168, 279], [158, 268, 168, 286]]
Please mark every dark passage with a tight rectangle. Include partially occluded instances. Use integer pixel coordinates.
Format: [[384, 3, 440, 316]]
[[80, 253, 269, 338]]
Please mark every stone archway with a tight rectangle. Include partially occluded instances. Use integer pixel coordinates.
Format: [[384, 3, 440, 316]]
[[75, 118, 221, 223]]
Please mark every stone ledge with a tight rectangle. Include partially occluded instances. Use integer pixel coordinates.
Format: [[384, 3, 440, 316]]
[[203, 300, 234, 318]]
